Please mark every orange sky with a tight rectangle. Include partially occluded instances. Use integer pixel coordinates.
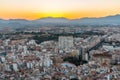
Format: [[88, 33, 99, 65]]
[[0, 0, 120, 20]]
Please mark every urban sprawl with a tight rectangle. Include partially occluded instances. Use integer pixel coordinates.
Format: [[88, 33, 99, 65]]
[[0, 26, 120, 80]]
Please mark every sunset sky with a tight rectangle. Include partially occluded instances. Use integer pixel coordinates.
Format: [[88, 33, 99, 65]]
[[0, 0, 120, 20]]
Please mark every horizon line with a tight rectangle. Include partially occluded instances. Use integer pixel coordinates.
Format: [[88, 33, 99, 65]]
[[0, 14, 120, 21]]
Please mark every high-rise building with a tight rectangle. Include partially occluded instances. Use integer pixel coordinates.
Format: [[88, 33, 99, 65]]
[[59, 36, 73, 51]]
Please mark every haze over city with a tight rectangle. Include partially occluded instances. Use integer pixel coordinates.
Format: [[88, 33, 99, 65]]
[[0, 0, 120, 80], [0, 0, 120, 20]]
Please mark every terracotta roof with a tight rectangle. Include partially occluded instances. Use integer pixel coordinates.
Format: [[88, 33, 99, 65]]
[[93, 53, 112, 58]]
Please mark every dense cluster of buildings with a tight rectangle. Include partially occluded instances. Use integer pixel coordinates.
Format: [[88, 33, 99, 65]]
[[0, 27, 120, 80]]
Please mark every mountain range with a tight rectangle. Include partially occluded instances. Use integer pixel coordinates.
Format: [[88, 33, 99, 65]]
[[0, 14, 120, 29]]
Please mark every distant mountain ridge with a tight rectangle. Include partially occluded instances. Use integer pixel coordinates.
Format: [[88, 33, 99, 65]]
[[0, 14, 120, 28]]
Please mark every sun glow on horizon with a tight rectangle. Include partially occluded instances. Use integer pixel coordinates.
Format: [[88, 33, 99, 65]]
[[0, 0, 120, 20]]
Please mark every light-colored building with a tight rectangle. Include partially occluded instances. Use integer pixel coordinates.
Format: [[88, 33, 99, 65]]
[[59, 36, 74, 51]]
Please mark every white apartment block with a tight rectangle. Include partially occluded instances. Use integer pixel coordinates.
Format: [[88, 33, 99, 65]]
[[59, 36, 74, 51]]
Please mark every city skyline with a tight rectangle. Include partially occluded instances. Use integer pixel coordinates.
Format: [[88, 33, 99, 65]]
[[0, 0, 120, 20]]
